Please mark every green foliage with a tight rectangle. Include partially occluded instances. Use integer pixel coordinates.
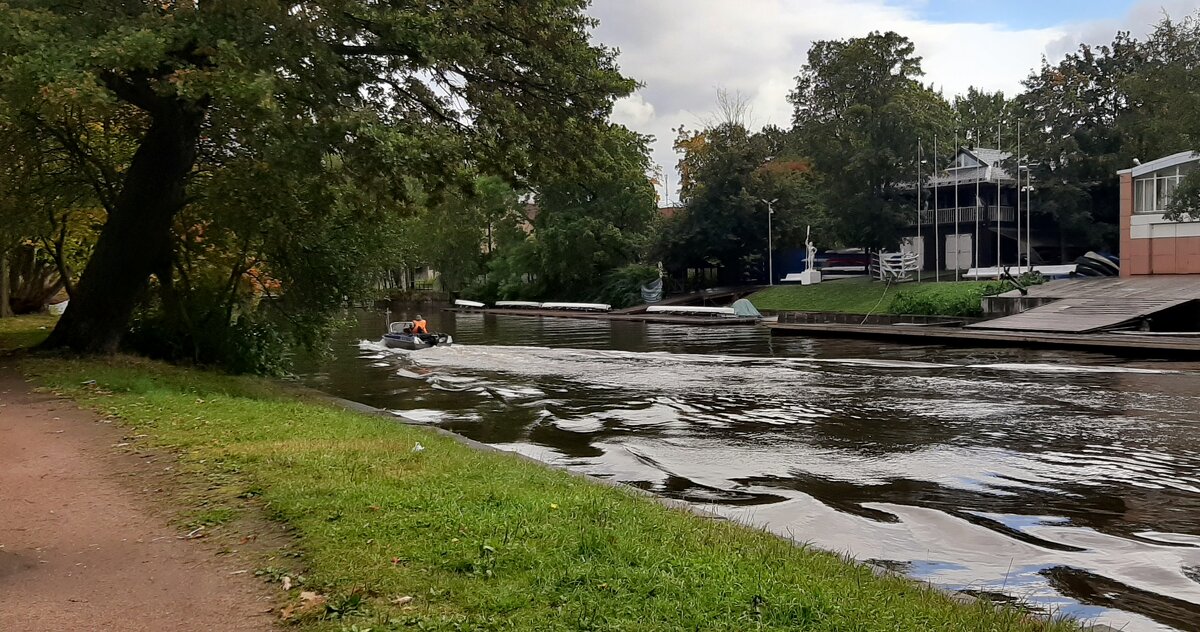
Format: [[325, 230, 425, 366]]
[[749, 278, 1017, 317], [21, 354, 1082, 632], [0, 0, 637, 367], [484, 126, 659, 302], [0, 313, 57, 352], [1136, 15, 1200, 221], [126, 305, 290, 376], [789, 31, 953, 251], [953, 88, 1010, 142], [660, 117, 824, 282], [596, 264, 660, 309], [888, 282, 1007, 317], [1017, 32, 1145, 251], [415, 176, 522, 293]]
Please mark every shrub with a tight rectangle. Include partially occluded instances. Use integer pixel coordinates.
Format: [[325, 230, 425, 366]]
[[888, 281, 1013, 318], [596, 264, 661, 309], [125, 304, 290, 376]]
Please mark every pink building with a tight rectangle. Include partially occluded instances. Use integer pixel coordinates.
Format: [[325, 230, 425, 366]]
[[1119, 151, 1200, 276]]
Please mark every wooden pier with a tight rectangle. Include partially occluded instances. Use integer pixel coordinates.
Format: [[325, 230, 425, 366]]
[[768, 320, 1200, 356], [446, 307, 759, 326]]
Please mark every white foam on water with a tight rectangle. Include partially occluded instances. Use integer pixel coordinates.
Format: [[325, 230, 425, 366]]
[[968, 363, 1179, 375], [389, 408, 447, 424]]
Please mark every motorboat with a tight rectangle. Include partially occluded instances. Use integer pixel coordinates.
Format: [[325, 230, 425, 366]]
[[382, 321, 452, 350]]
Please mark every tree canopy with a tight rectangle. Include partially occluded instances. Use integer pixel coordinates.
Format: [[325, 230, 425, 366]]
[[0, 0, 636, 366], [788, 31, 952, 250]]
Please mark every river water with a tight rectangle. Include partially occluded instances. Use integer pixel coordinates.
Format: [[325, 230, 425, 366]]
[[300, 308, 1200, 632]]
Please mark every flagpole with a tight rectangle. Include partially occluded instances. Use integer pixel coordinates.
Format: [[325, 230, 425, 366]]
[[934, 133, 940, 283], [996, 119, 1002, 278], [917, 139, 923, 283], [974, 131, 980, 274], [1017, 120, 1023, 273], [954, 128, 961, 281]]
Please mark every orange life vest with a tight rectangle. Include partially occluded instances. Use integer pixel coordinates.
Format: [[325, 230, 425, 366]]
[[412, 319, 428, 334]]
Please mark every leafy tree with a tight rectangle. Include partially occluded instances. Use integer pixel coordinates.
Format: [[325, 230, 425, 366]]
[[417, 175, 521, 292], [1017, 31, 1147, 252], [489, 125, 658, 301], [788, 31, 953, 250], [953, 88, 1010, 149], [1131, 14, 1200, 220], [0, 116, 103, 316], [0, 0, 635, 359], [658, 121, 822, 283]]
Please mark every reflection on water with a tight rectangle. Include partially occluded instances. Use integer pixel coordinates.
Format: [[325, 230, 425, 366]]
[[300, 308, 1200, 632]]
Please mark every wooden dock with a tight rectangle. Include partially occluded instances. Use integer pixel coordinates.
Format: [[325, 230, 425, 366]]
[[446, 307, 759, 326], [979, 276, 1200, 333], [768, 321, 1200, 356]]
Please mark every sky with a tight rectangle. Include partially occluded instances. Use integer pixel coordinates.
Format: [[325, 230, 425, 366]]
[[589, 0, 1200, 204]]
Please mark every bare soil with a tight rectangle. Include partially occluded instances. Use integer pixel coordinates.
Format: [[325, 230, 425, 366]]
[[0, 365, 275, 631]]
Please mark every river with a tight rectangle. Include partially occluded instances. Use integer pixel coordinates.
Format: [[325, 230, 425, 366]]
[[299, 308, 1200, 632]]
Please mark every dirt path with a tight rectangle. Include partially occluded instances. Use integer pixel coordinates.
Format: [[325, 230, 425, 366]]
[[0, 366, 274, 631]]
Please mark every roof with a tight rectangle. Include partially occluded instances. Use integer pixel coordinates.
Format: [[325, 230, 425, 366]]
[[927, 147, 1017, 186], [968, 147, 1011, 167], [1118, 150, 1200, 177]]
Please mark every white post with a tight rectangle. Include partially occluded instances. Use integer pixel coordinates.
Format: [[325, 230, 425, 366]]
[[1027, 170, 1032, 269], [974, 134, 980, 273], [996, 120, 1002, 278], [917, 139, 923, 283], [934, 133, 940, 283], [954, 129, 960, 281], [1017, 121, 1023, 273], [759, 198, 778, 286], [768, 202, 773, 286]]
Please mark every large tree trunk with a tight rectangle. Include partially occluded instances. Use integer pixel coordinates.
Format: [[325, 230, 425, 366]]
[[0, 249, 12, 318], [40, 104, 205, 353]]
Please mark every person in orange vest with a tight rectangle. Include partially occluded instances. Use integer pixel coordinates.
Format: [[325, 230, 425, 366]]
[[411, 314, 428, 334]]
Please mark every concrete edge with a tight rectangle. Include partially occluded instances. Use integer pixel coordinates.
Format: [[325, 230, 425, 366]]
[[323, 395, 1120, 632]]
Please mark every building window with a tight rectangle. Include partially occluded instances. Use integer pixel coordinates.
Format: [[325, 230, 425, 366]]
[[1134, 162, 1197, 214]]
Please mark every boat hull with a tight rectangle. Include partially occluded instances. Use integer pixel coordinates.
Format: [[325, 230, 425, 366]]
[[383, 332, 451, 350]]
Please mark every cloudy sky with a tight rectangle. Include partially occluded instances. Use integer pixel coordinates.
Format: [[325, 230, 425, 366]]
[[589, 0, 1200, 204]]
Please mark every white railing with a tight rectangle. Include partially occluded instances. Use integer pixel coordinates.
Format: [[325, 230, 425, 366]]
[[916, 206, 1014, 225], [870, 251, 920, 282]]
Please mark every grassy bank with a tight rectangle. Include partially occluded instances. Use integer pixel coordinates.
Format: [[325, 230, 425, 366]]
[[0, 313, 56, 352], [749, 278, 1006, 316], [5, 320, 1076, 630]]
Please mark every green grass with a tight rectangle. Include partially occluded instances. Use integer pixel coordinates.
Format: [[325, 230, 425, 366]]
[[0, 313, 57, 352], [4, 319, 1077, 631], [749, 278, 1005, 316]]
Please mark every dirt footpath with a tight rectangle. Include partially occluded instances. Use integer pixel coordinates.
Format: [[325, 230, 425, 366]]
[[0, 366, 274, 631]]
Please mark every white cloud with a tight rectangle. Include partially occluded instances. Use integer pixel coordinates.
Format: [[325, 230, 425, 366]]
[[1046, 0, 1200, 57], [611, 94, 657, 127], [590, 0, 1180, 204]]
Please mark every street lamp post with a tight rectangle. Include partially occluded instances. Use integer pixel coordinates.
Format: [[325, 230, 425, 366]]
[[760, 198, 778, 285]]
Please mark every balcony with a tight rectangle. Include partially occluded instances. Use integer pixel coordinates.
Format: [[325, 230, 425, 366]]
[[914, 206, 1015, 226]]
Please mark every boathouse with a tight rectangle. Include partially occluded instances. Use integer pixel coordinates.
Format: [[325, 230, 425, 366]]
[[904, 147, 1064, 274], [1118, 151, 1200, 276]]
